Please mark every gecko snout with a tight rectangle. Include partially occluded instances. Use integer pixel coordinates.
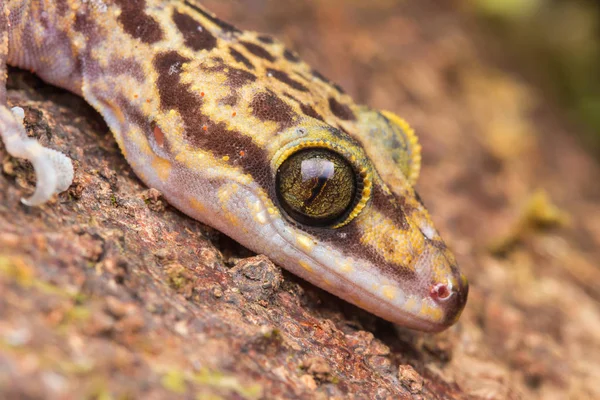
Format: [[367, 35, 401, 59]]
[[430, 273, 469, 327]]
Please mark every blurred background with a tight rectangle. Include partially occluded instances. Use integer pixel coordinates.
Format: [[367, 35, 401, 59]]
[[468, 0, 600, 156]]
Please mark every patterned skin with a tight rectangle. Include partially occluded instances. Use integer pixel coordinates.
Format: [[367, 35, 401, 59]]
[[0, 0, 468, 331]]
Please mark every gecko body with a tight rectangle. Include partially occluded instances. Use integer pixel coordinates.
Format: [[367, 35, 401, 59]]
[[0, 0, 468, 331]]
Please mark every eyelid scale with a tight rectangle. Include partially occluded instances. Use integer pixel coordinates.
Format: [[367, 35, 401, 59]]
[[354, 106, 422, 186]]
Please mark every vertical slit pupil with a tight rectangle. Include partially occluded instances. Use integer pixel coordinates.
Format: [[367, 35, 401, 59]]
[[276, 148, 357, 227]]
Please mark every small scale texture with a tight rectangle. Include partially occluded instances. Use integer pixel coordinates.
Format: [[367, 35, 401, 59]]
[[2, 1, 600, 399]]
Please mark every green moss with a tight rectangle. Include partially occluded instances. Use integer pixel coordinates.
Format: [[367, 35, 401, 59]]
[[0, 256, 82, 299], [262, 328, 281, 340], [165, 264, 189, 290], [193, 369, 262, 400], [159, 368, 262, 400], [0, 256, 35, 286], [63, 305, 92, 325], [473, 0, 542, 18], [161, 370, 187, 394]]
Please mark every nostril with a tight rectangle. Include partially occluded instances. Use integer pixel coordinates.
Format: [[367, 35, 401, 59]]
[[430, 283, 453, 302]]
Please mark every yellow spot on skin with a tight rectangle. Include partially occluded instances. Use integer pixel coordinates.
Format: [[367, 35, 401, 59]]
[[353, 297, 367, 308], [217, 185, 243, 229], [299, 260, 313, 272], [189, 198, 206, 214], [359, 209, 418, 270], [132, 136, 153, 157], [340, 261, 353, 273], [112, 104, 126, 124], [174, 151, 209, 171], [404, 297, 418, 312], [296, 234, 315, 252], [382, 285, 396, 300], [246, 199, 268, 225], [419, 301, 443, 322], [251, 200, 261, 213], [152, 158, 172, 182], [255, 211, 267, 225], [224, 213, 241, 228], [222, 155, 230, 161]]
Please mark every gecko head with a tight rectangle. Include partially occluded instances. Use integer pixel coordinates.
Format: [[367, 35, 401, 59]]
[[191, 109, 468, 331], [261, 118, 468, 332]]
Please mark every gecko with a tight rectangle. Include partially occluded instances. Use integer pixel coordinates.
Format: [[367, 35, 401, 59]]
[[0, 0, 468, 332]]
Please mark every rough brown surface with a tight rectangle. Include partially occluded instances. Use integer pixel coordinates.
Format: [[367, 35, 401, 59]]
[[2, 1, 600, 399]]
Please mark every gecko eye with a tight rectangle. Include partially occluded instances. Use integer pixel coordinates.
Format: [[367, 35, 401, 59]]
[[276, 148, 358, 227]]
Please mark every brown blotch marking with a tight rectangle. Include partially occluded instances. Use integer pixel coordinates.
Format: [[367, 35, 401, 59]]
[[183, 0, 241, 34], [227, 68, 257, 88], [311, 69, 346, 94], [108, 57, 145, 82], [229, 48, 254, 70], [333, 83, 346, 94], [202, 61, 256, 88], [241, 41, 276, 62], [257, 35, 275, 44], [300, 103, 324, 121], [311, 69, 331, 84], [153, 52, 270, 187], [115, 96, 148, 128], [397, 195, 419, 219], [283, 93, 300, 103], [267, 68, 309, 92], [115, 0, 163, 44], [337, 124, 350, 135], [72, 9, 103, 75], [283, 49, 300, 63], [329, 97, 356, 121], [172, 10, 217, 51], [371, 183, 409, 231], [190, 120, 272, 188], [430, 239, 447, 250], [251, 91, 296, 129], [55, 0, 70, 16], [220, 93, 239, 107], [414, 191, 426, 208]]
